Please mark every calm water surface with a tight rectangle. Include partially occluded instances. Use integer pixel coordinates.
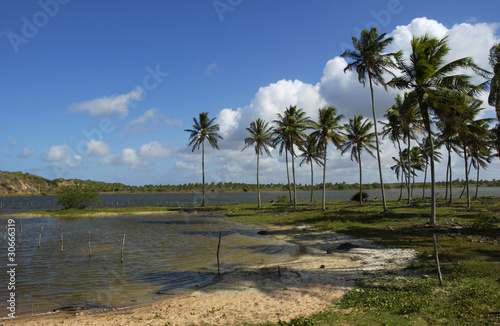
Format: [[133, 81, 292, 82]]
[[1, 188, 499, 212], [0, 214, 297, 317]]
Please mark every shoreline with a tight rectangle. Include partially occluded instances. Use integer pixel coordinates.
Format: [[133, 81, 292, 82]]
[[3, 223, 416, 325]]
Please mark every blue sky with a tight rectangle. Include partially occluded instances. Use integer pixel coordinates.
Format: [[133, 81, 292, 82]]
[[1, 0, 499, 186]]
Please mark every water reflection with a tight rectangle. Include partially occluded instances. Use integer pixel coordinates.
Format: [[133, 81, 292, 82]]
[[0, 214, 296, 317]]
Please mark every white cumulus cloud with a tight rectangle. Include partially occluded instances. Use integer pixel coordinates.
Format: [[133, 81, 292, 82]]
[[85, 140, 111, 156], [68, 87, 143, 117], [19, 147, 35, 158], [125, 108, 182, 133], [138, 141, 171, 158], [43, 144, 83, 169]]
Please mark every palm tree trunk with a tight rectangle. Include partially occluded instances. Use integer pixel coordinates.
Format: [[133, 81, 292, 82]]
[[257, 153, 261, 208], [285, 150, 292, 203], [475, 165, 480, 199], [407, 134, 412, 204], [421, 107, 436, 224], [322, 146, 327, 211], [429, 134, 437, 224], [358, 150, 363, 207], [449, 151, 453, 204], [368, 76, 387, 214], [202, 140, 205, 207], [460, 160, 473, 198], [291, 143, 297, 209], [422, 159, 428, 199], [397, 141, 403, 201], [463, 145, 470, 208], [445, 146, 450, 200], [310, 161, 314, 202]]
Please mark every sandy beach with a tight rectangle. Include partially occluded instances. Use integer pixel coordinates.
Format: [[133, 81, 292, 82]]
[[2, 224, 415, 326]]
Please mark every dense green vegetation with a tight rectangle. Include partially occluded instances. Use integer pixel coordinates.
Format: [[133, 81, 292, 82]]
[[2, 169, 500, 197]]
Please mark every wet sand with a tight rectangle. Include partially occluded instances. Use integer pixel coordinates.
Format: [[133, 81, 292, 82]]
[[2, 224, 415, 326]]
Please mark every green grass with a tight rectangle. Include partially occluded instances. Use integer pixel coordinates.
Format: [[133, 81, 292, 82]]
[[12, 197, 500, 325]]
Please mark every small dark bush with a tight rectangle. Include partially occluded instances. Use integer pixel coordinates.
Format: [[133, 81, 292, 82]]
[[350, 191, 368, 202], [56, 185, 99, 210]]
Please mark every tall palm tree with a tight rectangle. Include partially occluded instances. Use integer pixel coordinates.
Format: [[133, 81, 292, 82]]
[[419, 136, 442, 199], [242, 118, 274, 208], [272, 121, 293, 203], [488, 43, 500, 120], [341, 115, 377, 206], [454, 98, 492, 207], [273, 105, 312, 209], [388, 34, 488, 224], [184, 112, 223, 207], [299, 135, 324, 202], [436, 119, 462, 203], [341, 27, 400, 214], [310, 106, 345, 211], [382, 92, 421, 203], [382, 106, 406, 201]]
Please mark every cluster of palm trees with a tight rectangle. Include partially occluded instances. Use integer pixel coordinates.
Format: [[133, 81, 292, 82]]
[[185, 28, 500, 225]]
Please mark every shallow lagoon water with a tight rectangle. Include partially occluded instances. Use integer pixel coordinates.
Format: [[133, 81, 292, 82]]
[[0, 214, 297, 317]]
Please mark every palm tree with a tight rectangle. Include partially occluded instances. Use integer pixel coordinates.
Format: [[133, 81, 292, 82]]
[[388, 34, 488, 224], [310, 106, 345, 211], [382, 92, 421, 203], [488, 43, 500, 120], [454, 98, 492, 207], [419, 136, 442, 199], [299, 135, 324, 202], [436, 120, 461, 203], [242, 118, 274, 208], [340, 115, 377, 206], [272, 121, 293, 203], [184, 112, 223, 207], [341, 27, 400, 215], [382, 107, 406, 201], [273, 105, 312, 209]]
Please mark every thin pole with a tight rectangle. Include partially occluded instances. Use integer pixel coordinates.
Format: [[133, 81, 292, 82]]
[[88, 231, 92, 257], [38, 226, 44, 249], [433, 233, 443, 286], [121, 230, 126, 263], [217, 232, 222, 276], [60, 226, 63, 252], [19, 220, 22, 245]]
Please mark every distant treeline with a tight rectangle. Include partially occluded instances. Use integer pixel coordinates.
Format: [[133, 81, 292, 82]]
[[84, 179, 500, 194], [2, 170, 500, 196]]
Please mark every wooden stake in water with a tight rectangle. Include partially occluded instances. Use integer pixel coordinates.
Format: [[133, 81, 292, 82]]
[[19, 221, 22, 245], [60, 226, 63, 252], [38, 226, 44, 249], [121, 230, 126, 263], [3, 224, 6, 242], [217, 232, 222, 276], [88, 230, 92, 257]]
